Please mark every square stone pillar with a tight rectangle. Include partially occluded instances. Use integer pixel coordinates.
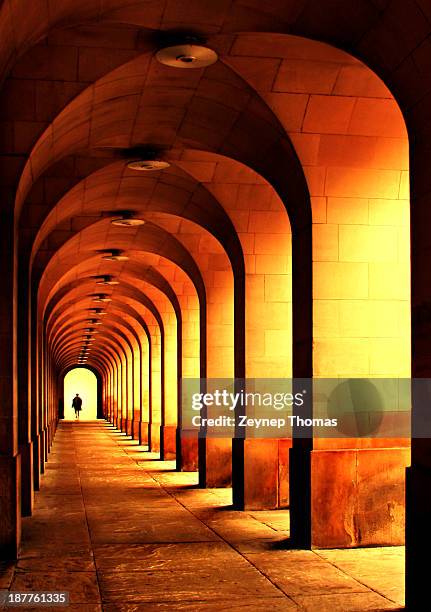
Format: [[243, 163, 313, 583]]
[[406, 464, 431, 608], [0, 454, 21, 559], [19, 441, 34, 516]]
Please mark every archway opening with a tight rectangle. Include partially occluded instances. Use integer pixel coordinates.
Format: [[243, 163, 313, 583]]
[[63, 368, 98, 420]]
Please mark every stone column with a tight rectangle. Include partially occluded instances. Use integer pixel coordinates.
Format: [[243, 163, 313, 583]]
[[406, 142, 431, 608], [0, 202, 21, 558], [17, 252, 34, 516]]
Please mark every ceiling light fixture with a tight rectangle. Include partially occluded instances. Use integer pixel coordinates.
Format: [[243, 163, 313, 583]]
[[92, 294, 112, 303], [86, 318, 102, 325], [89, 308, 107, 316], [156, 44, 218, 69], [101, 250, 129, 262], [110, 211, 146, 227], [127, 159, 170, 172], [96, 275, 120, 285]]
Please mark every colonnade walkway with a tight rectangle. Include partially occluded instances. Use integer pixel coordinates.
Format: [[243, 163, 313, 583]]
[[1, 422, 404, 611]]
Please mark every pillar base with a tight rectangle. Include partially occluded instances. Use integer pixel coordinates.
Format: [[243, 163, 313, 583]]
[[149, 424, 160, 453], [199, 438, 231, 488], [139, 422, 149, 446], [0, 454, 21, 559], [32, 435, 40, 491], [44, 427, 48, 462], [160, 425, 176, 460], [233, 439, 291, 510], [19, 441, 34, 517], [406, 464, 431, 609], [126, 419, 133, 437], [311, 447, 408, 548], [39, 429, 46, 474], [289, 445, 312, 549], [47, 423, 53, 453], [132, 420, 140, 440], [176, 429, 198, 471]]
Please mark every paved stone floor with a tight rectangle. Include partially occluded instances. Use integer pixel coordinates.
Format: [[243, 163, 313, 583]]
[[0, 422, 405, 611]]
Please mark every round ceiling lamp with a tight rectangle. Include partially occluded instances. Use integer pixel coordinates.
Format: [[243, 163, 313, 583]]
[[111, 215, 146, 227], [96, 275, 120, 285], [127, 160, 170, 172], [156, 44, 218, 69], [92, 294, 112, 303], [89, 308, 107, 316], [101, 250, 129, 262]]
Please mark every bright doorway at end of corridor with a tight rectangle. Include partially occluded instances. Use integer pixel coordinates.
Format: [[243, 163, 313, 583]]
[[63, 367, 98, 420]]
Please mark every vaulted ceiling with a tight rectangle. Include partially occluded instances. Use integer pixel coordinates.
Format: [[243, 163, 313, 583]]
[[0, 0, 418, 372]]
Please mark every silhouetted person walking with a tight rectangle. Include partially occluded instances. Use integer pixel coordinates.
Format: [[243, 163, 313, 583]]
[[72, 393, 82, 419]]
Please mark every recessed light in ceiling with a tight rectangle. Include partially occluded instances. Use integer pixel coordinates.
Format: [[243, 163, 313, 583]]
[[89, 308, 107, 315], [92, 294, 112, 303], [101, 250, 129, 262], [127, 159, 170, 171], [156, 44, 217, 69], [96, 275, 120, 285], [111, 216, 146, 227]]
